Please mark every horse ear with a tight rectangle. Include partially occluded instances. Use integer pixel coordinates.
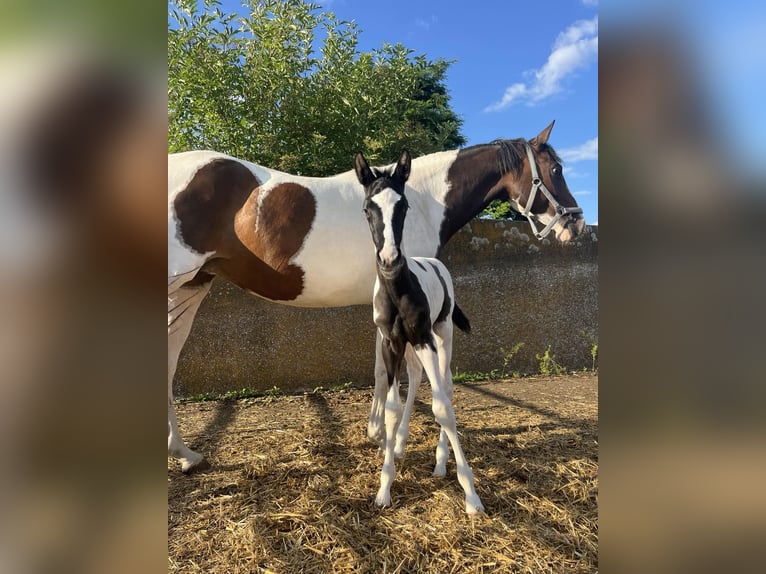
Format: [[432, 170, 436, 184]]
[[354, 152, 374, 186], [530, 120, 555, 148], [394, 149, 411, 182]]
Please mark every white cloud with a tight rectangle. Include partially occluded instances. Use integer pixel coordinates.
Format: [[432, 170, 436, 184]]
[[582, 0, 598, 6], [485, 17, 598, 111], [414, 15, 437, 31], [573, 190, 592, 196], [562, 166, 589, 178], [559, 137, 598, 163]]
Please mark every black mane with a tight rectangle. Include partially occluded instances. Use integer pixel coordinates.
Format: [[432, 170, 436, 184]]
[[467, 138, 563, 176]]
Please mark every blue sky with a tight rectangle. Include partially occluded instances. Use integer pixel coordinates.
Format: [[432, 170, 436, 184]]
[[215, 0, 600, 223], [603, 0, 766, 184]]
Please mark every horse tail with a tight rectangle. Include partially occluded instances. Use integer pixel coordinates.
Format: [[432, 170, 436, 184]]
[[452, 303, 471, 334]]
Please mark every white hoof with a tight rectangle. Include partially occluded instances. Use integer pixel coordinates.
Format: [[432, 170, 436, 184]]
[[393, 442, 406, 459], [179, 451, 205, 473], [375, 489, 391, 508], [367, 424, 385, 446], [432, 463, 447, 477], [466, 496, 485, 515]]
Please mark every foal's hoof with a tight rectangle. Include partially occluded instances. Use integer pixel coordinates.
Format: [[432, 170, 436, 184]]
[[181, 456, 209, 474], [375, 490, 392, 508], [367, 427, 385, 446], [466, 498, 485, 515]]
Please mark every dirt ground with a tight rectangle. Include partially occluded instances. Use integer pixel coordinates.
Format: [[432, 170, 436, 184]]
[[168, 373, 598, 573]]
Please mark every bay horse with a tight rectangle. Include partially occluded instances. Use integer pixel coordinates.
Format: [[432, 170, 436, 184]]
[[356, 148, 484, 513], [168, 121, 584, 472]]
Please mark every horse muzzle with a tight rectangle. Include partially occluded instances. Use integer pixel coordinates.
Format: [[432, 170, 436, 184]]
[[557, 216, 587, 242], [377, 247, 401, 268]]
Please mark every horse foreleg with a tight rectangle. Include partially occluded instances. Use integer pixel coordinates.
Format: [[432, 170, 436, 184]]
[[375, 376, 403, 508], [394, 344, 422, 459], [168, 281, 212, 472], [367, 329, 388, 448]]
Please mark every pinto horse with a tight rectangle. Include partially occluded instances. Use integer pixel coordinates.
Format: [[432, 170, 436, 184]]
[[168, 121, 584, 472], [357, 148, 484, 513]]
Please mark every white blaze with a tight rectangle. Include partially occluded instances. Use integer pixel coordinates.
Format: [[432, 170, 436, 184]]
[[371, 187, 402, 265]]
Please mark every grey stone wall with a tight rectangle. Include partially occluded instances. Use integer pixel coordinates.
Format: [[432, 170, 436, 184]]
[[174, 220, 598, 396]]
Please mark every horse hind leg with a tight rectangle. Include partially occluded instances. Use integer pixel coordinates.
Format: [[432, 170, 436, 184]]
[[394, 343, 422, 459], [414, 342, 484, 515], [432, 321, 454, 476], [168, 278, 213, 472]]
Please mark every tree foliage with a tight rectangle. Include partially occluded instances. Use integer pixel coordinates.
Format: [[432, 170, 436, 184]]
[[168, 0, 465, 175], [481, 199, 527, 220]]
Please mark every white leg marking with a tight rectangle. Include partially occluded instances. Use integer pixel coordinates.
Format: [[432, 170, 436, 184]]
[[414, 342, 484, 515], [368, 330, 388, 448], [168, 282, 212, 472], [376, 378, 403, 508], [395, 344, 422, 459], [432, 322, 453, 476]]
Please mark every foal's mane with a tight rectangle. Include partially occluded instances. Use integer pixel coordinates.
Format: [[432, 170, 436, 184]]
[[370, 166, 395, 179]]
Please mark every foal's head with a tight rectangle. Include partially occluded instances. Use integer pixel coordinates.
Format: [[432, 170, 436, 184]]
[[354, 149, 411, 269]]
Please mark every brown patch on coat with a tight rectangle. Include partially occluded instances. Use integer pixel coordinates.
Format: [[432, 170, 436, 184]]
[[173, 159, 316, 300], [440, 146, 504, 246]]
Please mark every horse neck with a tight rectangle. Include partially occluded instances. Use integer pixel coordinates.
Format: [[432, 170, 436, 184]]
[[411, 146, 505, 247], [376, 258, 415, 305]]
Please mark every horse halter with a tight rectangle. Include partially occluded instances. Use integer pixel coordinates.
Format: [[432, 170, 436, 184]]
[[519, 144, 583, 240]]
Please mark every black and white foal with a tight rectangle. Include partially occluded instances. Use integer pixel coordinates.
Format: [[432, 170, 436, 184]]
[[355, 150, 484, 514]]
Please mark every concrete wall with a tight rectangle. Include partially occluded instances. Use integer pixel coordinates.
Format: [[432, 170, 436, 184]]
[[174, 220, 598, 396]]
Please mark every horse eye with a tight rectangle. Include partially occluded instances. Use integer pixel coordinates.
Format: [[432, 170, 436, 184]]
[[551, 166, 561, 176]]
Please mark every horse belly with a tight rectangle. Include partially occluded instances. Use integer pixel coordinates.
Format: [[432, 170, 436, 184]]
[[289, 222, 378, 307], [289, 254, 378, 307]]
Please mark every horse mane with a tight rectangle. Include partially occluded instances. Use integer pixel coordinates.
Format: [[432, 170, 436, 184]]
[[479, 138, 564, 175], [372, 138, 563, 179], [490, 138, 527, 176]]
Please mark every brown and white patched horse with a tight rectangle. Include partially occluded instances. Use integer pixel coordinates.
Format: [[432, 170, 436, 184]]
[[168, 121, 585, 472]]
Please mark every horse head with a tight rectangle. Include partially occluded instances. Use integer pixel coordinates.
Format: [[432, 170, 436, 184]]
[[498, 121, 586, 242], [355, 149, 411, 268]]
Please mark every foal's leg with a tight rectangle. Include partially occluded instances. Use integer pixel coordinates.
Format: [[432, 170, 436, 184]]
[[413, 343, 484, 515], [368, 330, 388, 448], [376, 339, 405, 508], [168, 280, 212, 472], [376, 377, 403, 507], [431, 321, 454, 477], [394, 344, 423, 459]]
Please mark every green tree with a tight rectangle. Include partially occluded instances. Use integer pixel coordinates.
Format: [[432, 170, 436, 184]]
[[481, 199, 527, 220], [168, 0, 465, 175]]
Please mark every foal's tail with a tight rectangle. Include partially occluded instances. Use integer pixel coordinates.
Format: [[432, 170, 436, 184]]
[[452, 303, 471, 334]]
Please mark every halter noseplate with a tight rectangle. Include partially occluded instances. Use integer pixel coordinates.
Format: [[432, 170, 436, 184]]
[[520, 144, 583, 240]]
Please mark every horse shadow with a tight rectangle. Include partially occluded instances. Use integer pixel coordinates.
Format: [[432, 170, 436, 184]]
[[169, 382, 597, 571]]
